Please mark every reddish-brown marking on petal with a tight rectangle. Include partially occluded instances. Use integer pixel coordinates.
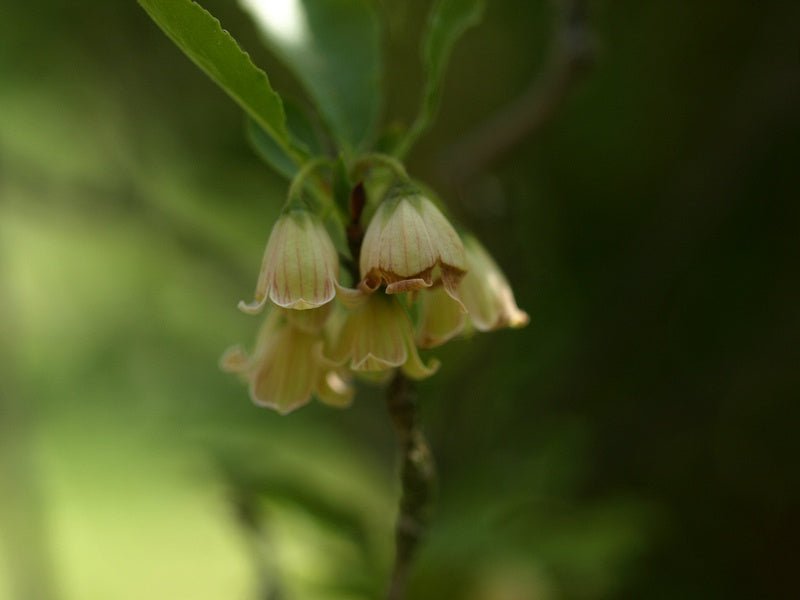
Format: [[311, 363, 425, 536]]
[[269, 221, 286, 300], [411, 213, 424, 273], [297, 237, 306, 299], [386, 225, 394, 275], [279, 229, 290, 304], [440, 265, 467, 312], [386, 278, 432, 294], [311, 230, 320, 302], [401, 212, 409, 275], [360, 270, 383, 292]]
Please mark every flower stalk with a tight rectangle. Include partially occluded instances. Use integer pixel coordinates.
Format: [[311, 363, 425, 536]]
[[286, 157, 333, 212], [350, 152, 410, 182], [385, 372, 436, 600]]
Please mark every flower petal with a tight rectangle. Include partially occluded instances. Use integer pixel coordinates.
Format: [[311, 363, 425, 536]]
[[238, 211, 338, 312], [358, 199, 388, 281], [335, 281, 370, 309], [418, 197, 467, 272], [461, 236, 529, 331], [238, 296, 269, 315], [402, 328, 441, 380], [219, 345, 250, 375], [285, 303, 332, 334], [380, 198, 437, 278], [315, 370, 354, 408], [249, 326, 318, 414], [386, 276, 432, 294], [353, 297, 408, 370], [328, 293, 410, 372], [239, 215, 287, 315], [441, 266, 467, 312], [359, 192, 466, 299], [416, 286, 466, 348]]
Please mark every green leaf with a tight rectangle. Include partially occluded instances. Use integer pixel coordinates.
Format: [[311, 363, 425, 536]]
[[138, 0, 300, 163], [246, 102, 326, 179], [396, 0, 485, 157], [239, 0, 382, 153]]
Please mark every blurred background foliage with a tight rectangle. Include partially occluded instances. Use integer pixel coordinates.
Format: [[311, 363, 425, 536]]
[[1, 0, 799, 599]]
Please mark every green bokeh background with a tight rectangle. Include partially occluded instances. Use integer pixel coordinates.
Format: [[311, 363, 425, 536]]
[[1, 1, 798, 599]]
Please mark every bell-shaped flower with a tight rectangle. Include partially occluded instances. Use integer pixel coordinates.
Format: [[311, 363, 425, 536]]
[[239, 209, 339, 314], [460, 236, 529, 331], [359, 188, 467, 304], [220, 308, 353, 414], [328, 291, 439, 380]]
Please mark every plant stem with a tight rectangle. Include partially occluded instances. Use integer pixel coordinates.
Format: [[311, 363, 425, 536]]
[[350, 153, 410, 182], [385, 372, 437, 600], [286, 157, 333, 212]]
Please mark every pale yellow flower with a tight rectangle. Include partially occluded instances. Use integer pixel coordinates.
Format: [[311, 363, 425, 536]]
[[239, 209, 339, 314], [328, 291, 439, 380], [460, 236, 529, 331], [416, 286, 466, 348], [359, 189, 466, 304], [221, 308, 353, 414], [415, 236, 529, 345]]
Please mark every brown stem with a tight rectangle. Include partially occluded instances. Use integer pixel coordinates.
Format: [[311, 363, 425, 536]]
[[0, 174, 61, 599], [345, 181, 367, 282], [385, 372, 437, 600], [229, 489, 284, 600]]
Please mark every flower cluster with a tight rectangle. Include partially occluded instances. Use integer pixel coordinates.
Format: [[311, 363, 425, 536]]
[[222, 183, 528, 414]]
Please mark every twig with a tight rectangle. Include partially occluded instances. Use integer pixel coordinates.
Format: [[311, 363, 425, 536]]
[[385, 372, 437, 600], [344, 181, 367, 281], [0, 161, 61, 600], [440, 0, 595, 186]]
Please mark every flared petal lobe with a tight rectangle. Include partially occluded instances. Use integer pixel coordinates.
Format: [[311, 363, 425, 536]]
[[249, 325, 318, 414], [315, 370, 355, 408], [239, 210, 339, 314]]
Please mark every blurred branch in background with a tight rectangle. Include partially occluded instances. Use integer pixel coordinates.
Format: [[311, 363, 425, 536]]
[[440, 0, 594, 187], [573, 4, 800, 385], [229, 490, 285, 600], [0, 165, 60, 600]]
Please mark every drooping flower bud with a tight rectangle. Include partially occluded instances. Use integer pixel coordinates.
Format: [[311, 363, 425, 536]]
[[239, 209, 339, 314], [460, 235, 529, 331], [359, 187, 466, 304], [328, 291, 439, 380], [220, 308, 353, 414]]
